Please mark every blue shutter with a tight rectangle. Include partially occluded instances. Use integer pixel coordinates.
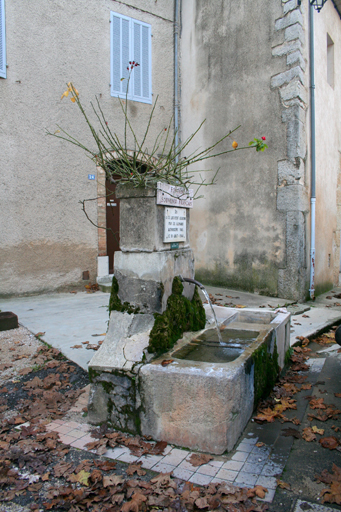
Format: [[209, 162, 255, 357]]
[[111, 12, 130, 98], [111, 12, 151, 103], [132, 20, 151, 104], [141, 24, 151, 102], [0, 0, 6, 79]]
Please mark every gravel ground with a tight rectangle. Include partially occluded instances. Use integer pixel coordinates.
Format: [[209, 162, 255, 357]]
[[0, 326, 43, 385]]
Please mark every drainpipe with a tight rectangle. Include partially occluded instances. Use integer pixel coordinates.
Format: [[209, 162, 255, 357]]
[[174, 0, 180, 163], [309, 4, 316, 300]]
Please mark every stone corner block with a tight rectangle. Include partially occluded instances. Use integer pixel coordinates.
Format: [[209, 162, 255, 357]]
[[277, 185, 309, 213], [271, 66, 304, 89]]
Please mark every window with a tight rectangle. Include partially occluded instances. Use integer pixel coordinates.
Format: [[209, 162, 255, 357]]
[[110, 12, 152, 104], [0, 0, 6, 79], [327, 33, 334, 88]]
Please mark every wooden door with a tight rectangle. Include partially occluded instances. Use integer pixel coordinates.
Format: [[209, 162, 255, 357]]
[[106, 180, 120, 274]]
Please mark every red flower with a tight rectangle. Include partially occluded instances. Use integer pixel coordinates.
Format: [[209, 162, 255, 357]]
[[262, 136, 266, 141]]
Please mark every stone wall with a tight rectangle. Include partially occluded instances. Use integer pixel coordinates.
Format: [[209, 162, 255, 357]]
[[0, 0, 175, 295], [180, 0, 289, 297]]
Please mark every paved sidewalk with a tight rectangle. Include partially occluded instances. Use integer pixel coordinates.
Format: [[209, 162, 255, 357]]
[[0, 291, 110, 370]]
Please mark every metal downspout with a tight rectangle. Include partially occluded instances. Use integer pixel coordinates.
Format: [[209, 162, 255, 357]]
[[309, 4, 316, 299], [174, 0, 179, 163]]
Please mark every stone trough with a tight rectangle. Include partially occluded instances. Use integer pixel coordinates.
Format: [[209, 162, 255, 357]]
[[88, 304, 290, 455]]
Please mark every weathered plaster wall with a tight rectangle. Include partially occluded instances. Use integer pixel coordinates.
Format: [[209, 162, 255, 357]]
[[0, 0, 174, 296], [313, 2, 341, 295], [181, 0, 309, 299]]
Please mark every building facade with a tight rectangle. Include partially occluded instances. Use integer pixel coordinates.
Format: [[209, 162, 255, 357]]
[[1, 0, 340, 301]]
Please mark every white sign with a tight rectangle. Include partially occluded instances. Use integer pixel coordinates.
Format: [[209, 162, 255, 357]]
[[164, 207, 186, 243], [157, 182, 193, 208]]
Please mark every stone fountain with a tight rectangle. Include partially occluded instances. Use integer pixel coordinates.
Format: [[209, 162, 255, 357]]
[[88, 182, 290, 455]]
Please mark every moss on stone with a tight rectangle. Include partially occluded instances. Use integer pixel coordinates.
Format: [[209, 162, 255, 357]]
[[148, 276, 206, 355], [252, 339, 279, 406], [284, 346, 294, 367], [88, 368, 100, 383], [109, 276, 140, 315]]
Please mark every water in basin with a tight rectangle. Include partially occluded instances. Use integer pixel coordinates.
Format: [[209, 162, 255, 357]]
[[172, 328, 259, 363]]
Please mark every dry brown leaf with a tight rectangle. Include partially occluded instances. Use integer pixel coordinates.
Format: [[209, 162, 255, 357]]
[[302, 427, 316, 442], [276, 479, 291, 490], [103, 474, 124, 487], [161, 359, 174, 367], [126, 462, 146, 477], [309, 398, 326, 410], [319, 436, 340, 450], [188, 453, 213, 466]]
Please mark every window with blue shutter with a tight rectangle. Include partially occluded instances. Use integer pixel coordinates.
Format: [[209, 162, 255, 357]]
[[110, 12, 152, 104], [0, 0, 6, 79]]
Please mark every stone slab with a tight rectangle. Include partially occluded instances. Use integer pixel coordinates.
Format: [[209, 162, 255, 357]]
[[88, 311, 154, 372]]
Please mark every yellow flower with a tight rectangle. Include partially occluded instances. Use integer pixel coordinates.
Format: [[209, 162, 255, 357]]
[[232, 140, 238, 149], [61, 83, 79, 101]]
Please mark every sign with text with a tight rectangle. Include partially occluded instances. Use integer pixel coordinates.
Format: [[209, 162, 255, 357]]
[[164, 208, 186, 243], [157, 182, 193, 208]]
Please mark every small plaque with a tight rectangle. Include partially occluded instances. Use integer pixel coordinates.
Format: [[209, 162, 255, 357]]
[[164, 207, 186, 243], [88, 174, 95, 180], [170, 242, 179, 250], [157, 182, 193, 208]]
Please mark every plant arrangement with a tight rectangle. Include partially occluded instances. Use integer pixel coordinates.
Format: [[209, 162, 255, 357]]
[[47, 62, 267, 197]]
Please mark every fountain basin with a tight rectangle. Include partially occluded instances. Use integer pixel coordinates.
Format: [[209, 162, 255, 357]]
[[138, 306, 290, 454], [172, 328, 259, 363], [88, 305, 290, 455]]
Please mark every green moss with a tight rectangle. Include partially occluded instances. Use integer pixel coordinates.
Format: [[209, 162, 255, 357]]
[[109, 276, 140, 315], [148, 276, 206, 355], [101, 381, 114, 394], [252, 338, 279, 406], [284, 346, 294, 367], [88, 368, 100, 383]]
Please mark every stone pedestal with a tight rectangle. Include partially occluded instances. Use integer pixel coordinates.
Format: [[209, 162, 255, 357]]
[[114, 184, 195, 313]]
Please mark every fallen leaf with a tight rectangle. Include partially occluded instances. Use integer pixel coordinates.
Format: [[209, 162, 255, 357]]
[[302, 427, 316, 442], [188, 453, 213, 466], [161, 359, 174, 367], [312, 426, 325, 435], [71, 345, 83, 349], [276, 479, 291, 490], [68, 470, 90, 486], [126, 462, 146, 476], [319, 437, 340, 450]]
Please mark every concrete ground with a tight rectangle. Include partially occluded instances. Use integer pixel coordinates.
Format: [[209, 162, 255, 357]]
[[1, 285, 341, 371], [1, 284, 341, 510]]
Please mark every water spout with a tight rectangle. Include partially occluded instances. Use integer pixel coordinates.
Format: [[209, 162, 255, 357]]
[[178, 275, 223, 344]]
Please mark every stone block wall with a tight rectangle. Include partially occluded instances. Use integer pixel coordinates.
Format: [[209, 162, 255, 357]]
[[272, 0, 310, 300]]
